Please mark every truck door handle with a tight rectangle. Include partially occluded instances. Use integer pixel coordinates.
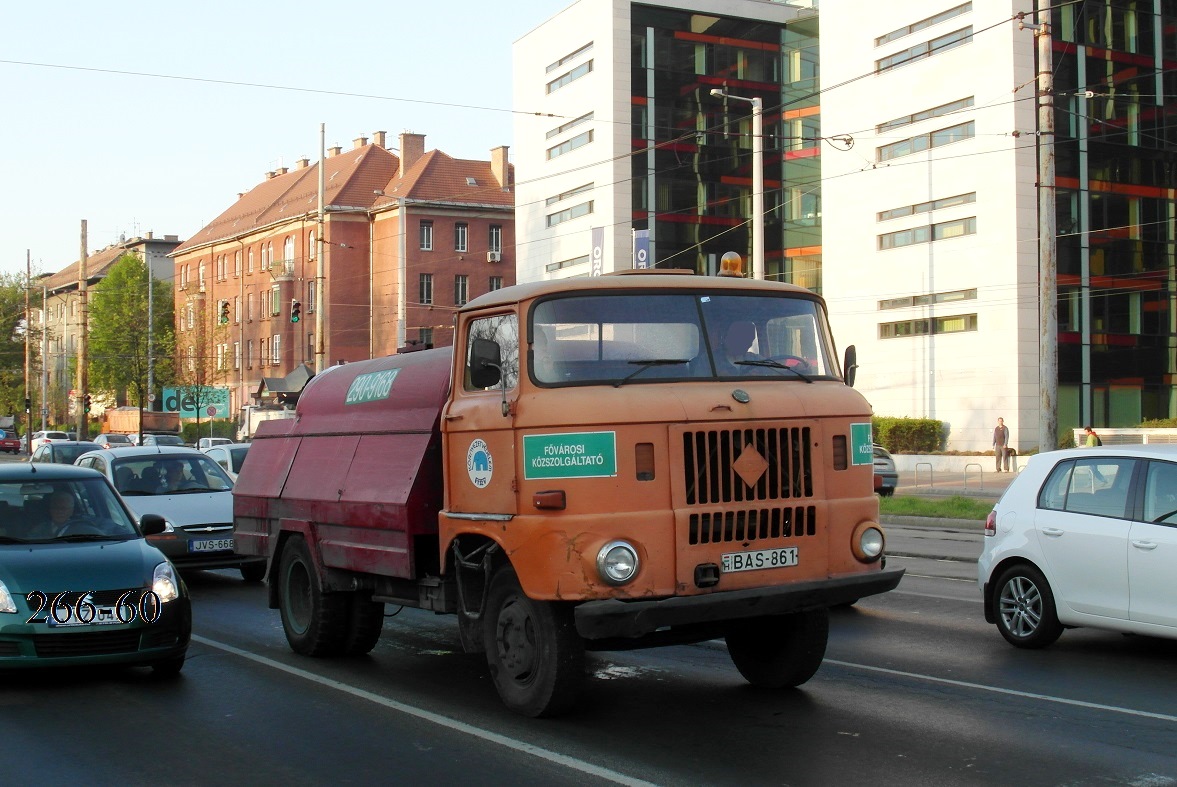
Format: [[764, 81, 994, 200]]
[[1131, 540, 1158, 551], [1040, 527, 1064, 537]]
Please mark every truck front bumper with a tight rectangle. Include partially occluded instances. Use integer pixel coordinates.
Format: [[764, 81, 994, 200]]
[[574, 567, 904, 641]]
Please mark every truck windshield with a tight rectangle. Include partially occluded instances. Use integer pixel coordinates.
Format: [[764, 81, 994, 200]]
[[530, 292, 841, 386]]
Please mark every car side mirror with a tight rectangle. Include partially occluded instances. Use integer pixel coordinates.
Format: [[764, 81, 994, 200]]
[[843, 345, 858, 388], [139, 513, 167, 536], [469, 337, 503, 389]]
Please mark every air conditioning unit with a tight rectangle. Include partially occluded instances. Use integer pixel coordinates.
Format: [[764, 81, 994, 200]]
[[487, 251, 501, 263]]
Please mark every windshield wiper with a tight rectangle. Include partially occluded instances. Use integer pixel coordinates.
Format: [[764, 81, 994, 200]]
[[734, 358, 814, 383], [56, 534, 113, 542], [613, 359, 690, 388]]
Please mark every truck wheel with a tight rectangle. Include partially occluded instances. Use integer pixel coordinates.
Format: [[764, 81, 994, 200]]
[[278, 535, 347, 656], [341, 593, 384, 656], [725, 609, 829, 688], [240, 561, 266, 583], [483, 567, 584, 717]]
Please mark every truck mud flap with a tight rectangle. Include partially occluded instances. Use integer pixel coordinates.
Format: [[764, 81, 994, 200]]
[[573, 567, 904, 641]]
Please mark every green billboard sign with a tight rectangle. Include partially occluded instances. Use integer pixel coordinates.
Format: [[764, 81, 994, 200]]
[[523, 431, 617, 480], [850, 422, 874, 466]]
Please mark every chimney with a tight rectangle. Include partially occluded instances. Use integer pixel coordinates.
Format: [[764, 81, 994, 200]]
[[372, 130, 387, 148], [277, 166, 289, 175], [265, 171, 276, 179], [353, 136, 368, 149], [296, 157, 310, 169], [328, 145, 342, 157], [491, 146, 510, 190], [145, 231, 154, 240], [237, 193, 246, 200], [398, 132, 426, 177]]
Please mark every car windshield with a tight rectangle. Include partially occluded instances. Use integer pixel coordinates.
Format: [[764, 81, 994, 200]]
[[529, 292, 840, 387], [112, 455, 234, 496], [55, 445, 99, 464], [147, 435, 185, 446], [102, 434, 131, 444], [0, 477, 139, 544]]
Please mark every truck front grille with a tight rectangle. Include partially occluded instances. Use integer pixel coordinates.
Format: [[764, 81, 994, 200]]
[[682, 426, 812, 505], [688, 505, 816, 545]]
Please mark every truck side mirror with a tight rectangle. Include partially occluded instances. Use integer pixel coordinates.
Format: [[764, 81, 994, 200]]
[[469, 338, 502, 389], [843, 345, 858, 388]]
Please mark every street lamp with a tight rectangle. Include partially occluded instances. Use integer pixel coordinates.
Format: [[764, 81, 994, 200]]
[[710, 88, 765, 281]]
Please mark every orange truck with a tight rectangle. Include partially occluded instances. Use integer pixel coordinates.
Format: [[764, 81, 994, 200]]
[[233, 271, 902, 716]]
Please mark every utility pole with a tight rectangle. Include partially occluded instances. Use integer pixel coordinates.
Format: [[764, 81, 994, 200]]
[[315, 122, 326, 374], [1035, 0, 1058, 452], [41, 284, 48, 432], [147, 247, 154, 413], [24, 251, 30, 438], [77, 220, 90, 440]]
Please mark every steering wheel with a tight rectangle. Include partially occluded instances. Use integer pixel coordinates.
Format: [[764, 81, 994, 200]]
[[56, 518, 105, 537]]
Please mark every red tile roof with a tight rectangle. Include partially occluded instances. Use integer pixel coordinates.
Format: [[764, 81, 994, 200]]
[[376, 150, 514, 207], [43, 245, 136, 292]]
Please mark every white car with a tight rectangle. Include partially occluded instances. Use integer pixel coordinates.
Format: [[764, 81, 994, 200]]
[[29, 430, 70, 454], [978, 444, 1177, 648], [75, 446, 265, 582], [202, 443, 251, 481]]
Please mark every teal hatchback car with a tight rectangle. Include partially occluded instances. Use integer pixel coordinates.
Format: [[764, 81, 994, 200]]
[[0, 464, 191, 674]]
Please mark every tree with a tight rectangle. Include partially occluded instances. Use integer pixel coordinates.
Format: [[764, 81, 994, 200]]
[[0, 272, 41, 432], [174, 295, 230, 435], [88, 254, 175, 410]]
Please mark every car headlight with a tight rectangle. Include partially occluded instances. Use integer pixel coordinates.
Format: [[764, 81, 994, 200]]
[[152, 562, 181, 603], [596, 541, 639, 586], [0, 580, 15, 614], [851, 522, 885, 563]]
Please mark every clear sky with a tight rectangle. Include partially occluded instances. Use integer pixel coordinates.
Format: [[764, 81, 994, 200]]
[[0, 0, 573, 278]]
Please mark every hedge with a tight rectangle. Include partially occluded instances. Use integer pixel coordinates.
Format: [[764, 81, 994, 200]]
[[872, 416, 945, 454]]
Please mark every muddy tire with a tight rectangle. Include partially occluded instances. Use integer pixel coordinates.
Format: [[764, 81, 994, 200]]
[[341, 593, 385, 656], [278, 535, 347, 656], [725, 609, 829, 688], [483, 567, 584, 717]]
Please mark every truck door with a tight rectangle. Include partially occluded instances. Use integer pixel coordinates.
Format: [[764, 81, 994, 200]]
[[443, 312, 518, 516]]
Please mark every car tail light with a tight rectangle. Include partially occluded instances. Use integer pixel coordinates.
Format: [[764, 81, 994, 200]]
[[984, 509, 997, 537]]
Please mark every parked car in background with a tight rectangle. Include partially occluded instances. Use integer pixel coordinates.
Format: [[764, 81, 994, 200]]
[[29, 440, 101, 465], [0, 430, 21, 454], [979, 444, 1177, 649], [0, 462, 191, 674], [140, 433, 186, 447], [873, 444, 898, 497], [202, 443, 251, 482], [75, 446, 265, 582], [197, 437, 232, 451], [29, 431, 70, 454], [93, 433, 134, 449]]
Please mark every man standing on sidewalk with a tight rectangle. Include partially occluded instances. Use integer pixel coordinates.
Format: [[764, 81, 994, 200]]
[[993, 417, 1010, 472]]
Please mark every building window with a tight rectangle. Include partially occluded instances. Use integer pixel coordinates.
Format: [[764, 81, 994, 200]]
[[260, 338, 267, 368], [248, 248, 254, 273], [546, 60, 593, 93], [272, 334, 281, 365], [878, 192, 976, 221], [234, 296, 241, 323], [546, 200, 594, 228], [546, 112, 594, 140], [261, 289, 271, 319], [216, 256, 225, 281], [878, 121, 974, 162], [454, 275, 468, 306], [187, 346, 195, 373], [879, 314, 978, 339], [546, 42, 592, 73], [876, 3, 971, 46], [247, 339, 253, 368], [271, 285, 281, 316], [547, 130, 593, 160], [878, 97, 974, 134], [454, 222, 468, 253], [284, 236, 294, 265], [420, 273, 433, 305], [308, 231, 316, 260], [247, 293, 255, 322], [876, 26, 972, 73], [489, 225, 502, 253], [234, 341, 241, 370], [545, 182, 594, 206], [879, 288, 978, 310], [545, 254, 590, 273], [419, 221, 433, 251], [198, 261, 206, 289], [234, 251, 242, 277], [186, 303, 194, 330], [266, 242, 274, 270], [216, 344, 226, 371], [419, 328, 433, 348], [879, 217, 976, 250], [489, 276, 503, 292], [308, 333, 314, 360], [307, 280, 315, 313]]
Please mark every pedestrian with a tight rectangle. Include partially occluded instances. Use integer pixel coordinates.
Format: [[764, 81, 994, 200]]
[[993, 417, 1010, 472], [1084, 425, 1102, 447]]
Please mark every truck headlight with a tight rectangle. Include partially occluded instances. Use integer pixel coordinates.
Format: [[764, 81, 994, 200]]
[[596, 541, 639, 585], [851, 522, 885, 563]]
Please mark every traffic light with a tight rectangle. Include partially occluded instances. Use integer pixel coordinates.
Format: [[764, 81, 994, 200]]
[[290, 298, 301, 323], [219, 300, 230, 324], [83, 394, 92, 414]]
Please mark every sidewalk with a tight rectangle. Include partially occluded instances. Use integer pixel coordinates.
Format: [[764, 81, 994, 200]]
[[894, 466, 1017, 501]]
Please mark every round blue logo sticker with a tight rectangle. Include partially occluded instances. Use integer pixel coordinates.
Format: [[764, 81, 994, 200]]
[[467, 439, 493, 488]]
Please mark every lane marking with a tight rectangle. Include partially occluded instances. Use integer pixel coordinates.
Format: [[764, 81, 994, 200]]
[[826, 658, 1177, 724], [192, 635, 655, 787]]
